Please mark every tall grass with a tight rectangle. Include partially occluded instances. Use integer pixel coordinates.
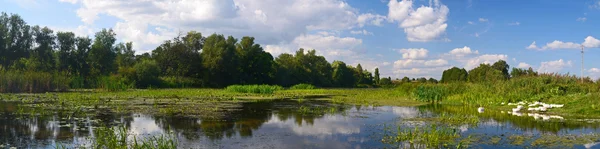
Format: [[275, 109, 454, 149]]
[[225, 85, 283, 94], [92, 126, 177, 149], [96, 75, 135, 92], [0, 70, 70, 93], [289, 83, 316, 90], [382, 124, 460, 148]]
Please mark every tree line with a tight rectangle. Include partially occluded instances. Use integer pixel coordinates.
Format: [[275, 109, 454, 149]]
[[440, 60, 541, 83], [0, 12, 387, 89]]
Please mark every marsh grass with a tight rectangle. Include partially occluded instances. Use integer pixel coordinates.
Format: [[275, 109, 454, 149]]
[[0, 70, 70, 93], [225, 85, 283, 94], [91, 126, 177, 149], [382, 124, 460, 149], [289, 84, 316, 90]]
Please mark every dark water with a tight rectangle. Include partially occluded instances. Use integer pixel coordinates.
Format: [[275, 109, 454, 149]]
[[1, 100, 600, 149]]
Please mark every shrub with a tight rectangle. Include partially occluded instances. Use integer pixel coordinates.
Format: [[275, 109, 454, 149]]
[[133, 60, 161, 88], [225, 85, 283, 94], [290, 84, 316, 90]]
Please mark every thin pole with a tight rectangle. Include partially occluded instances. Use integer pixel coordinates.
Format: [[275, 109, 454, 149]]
[[581, 45, 584, 83]]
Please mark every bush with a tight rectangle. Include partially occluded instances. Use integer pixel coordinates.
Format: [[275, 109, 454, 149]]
[[133, 60, 161, 88], [289, 84, 316, 90], [225, 85, 283, 94], [0, 70, 70, 93], [159, 76, 202, 88]]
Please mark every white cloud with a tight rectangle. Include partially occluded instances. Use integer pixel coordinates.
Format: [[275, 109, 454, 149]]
[[508, 22, 520, 26], [577, 17, 587, 22], [517, 62, 532, 68], [69, 0, 372, 53], [357, 13, 386, 27], [449, 46, 479, 58], [589, 68, 600, 73], [537, 59, 572, 73], [387, 0, 449, 42], [59, 0, 78, 4], [542, 40, 581, 50], [468, 21, 474, 25], [590, 68, 600, 80], [592, 1, 600, 9], [583, 36, 600, 48], [266, 33, 362, 62], [49, 25, 95, 37], [350, 29, 374, 35], [478, 18, 488, 22], [464, 54, 508, 70], [526, 41, 539, 50], [397, 48, 429, 59], [392, 66, 450, 79], [394, 59, 448, 68]]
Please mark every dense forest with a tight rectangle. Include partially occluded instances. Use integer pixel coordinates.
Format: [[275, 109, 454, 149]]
[[0, 12, 390, 92]]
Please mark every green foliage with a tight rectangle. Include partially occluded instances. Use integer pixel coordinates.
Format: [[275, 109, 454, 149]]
[[492, 60, 510, 79], [97, 75, 134, 92], [92, 126, 177, 149], [441, 67, 468, 83], [159, 76, 201, 88], [511, 67, 538, 78], [379, 77, 393, 86], [88, 28, 117, 76], [374, 68, 380, 85], [412, 85, 446, 103], [0, 70, 70, 93], [468, 63, 505, 83], [290, 84, 316, 90], [225, 85, 283, 94], [133, 60, 161, 88], [332, 60, 355, 87]]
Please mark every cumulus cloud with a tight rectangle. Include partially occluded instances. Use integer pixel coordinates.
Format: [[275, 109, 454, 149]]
[[65, 0, 374, 53], [583, 36, 600, 48], [59, 0, 78, 4], [392, 66, 451, 79], [468, 21, 474, 25], [394, 59, 448, 68], [517, 62, 532, 68], [478, 18, 488, 22], [526, 41, 539, 50], [589, 68, 600, 73], [448, 46, 479, 58], [464, 54, 508, 70], [357, 13, 386, 27], [398, 48, 429, 59], [350, 29, 374, 35], [387, 0, 449, 42], [266, 34, 362, 60], [542, 40, 581, 50], [537, 59, 572, 73]]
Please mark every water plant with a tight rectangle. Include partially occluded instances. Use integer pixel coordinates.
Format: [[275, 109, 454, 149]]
[[289, 84, 316, 90], [225, 85, 283, 94]]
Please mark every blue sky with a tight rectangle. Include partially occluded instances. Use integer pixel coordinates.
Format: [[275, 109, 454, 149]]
[[2, 0, 600, 79]]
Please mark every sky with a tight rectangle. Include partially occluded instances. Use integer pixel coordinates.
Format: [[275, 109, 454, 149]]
[[1, 0, 600, 80]]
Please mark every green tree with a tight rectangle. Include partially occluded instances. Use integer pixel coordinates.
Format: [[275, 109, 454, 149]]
[[428, 78, 438, 83], [401, 76, 410, 83], [332, 61, 355, 87], [441, 67, 468, 83], [235, 36, 275, 84], [74, 36, 91, 76], [31, 26, 55, 71], [116, 42, 135, 68], [417, 77, 427, 83], [56, 32, 76, 73], [0, 13, 33, 68], [88, 29, 117, 76], [374, 68, 380, 85], [468, 64, 504, 83], [134, 59, 160, 88], [202, 34, 238, 87], [355, 64, 364, 84], [379, 77, 392, 86], [492, 60, 510, 79]]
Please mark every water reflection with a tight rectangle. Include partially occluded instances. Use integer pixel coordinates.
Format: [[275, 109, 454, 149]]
[[2, 100, 600, 148]]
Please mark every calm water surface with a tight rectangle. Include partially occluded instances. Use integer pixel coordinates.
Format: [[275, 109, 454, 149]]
[[1, 100, 600, 148]]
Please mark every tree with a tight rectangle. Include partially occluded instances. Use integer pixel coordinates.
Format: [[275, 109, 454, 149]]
[[88, 29, 117, 76], [468, 64, 504, 83], [74, 36, 91, 76], [492, 60, 510, 79], [374, 68, 380, 85], [116, 42, 135, 68], [401, 76, 410, 83], [417, 77, 427, 83], [202, 34, 238, 87], [428, 78, 438, 83], [441, 67, 468, 83], [134, 59, 160, 88], [0, 13, 33, 68], [235, 36, 275, 84], [332, 61, 355, 87], [379, 77, 392, 86], [511, 67, 538, 78], [355, 64, 364, 84], [31, 26, 55, 71], [56, 32, 76, 73]]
